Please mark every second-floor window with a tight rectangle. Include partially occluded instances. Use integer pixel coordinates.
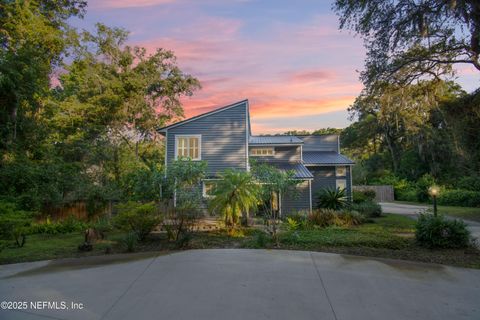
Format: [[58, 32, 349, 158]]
[[175, 135, 201, 160], [250, 147, 274, 156]]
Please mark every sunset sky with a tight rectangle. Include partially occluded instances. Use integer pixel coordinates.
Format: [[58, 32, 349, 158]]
[[79, 0, 480, 134]]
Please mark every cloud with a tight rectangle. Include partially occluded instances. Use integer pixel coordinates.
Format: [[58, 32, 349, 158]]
[[90, 0, 177, 9], [126, 8, 365, 130], [288, 70, 336, 83]]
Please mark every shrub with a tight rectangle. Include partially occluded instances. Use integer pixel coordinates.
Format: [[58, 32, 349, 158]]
[[307, 208, 366, 228], [350, 201, 382, 217], [121, 232, 138, 252], [254, 231, 268, 248], [316, 188, 348, 210], [114, 202, 162, 241], [437, 189, 480, 207], [308, 209, 336, 227], [334, 210, 365, 226], [30, 216, 88, 235], [396, 188, 418, 202], [415, 214, 471, 248], [352, 189, 376, 203], [92, 216, 113, 239], [455, 176, 480, 192], [0, 201, 33, 247], [164, 187, 202, 244], [416, 174, 436, 202], [286, 217, 300, 231]]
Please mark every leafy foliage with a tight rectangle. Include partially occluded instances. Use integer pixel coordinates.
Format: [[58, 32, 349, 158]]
[[121, 232, 138, 253], [415, 214, 471, 248], [163, 159, 206, 245], [352, 189, 376, 204], [303, 208, 365, 228], [350, 201, 382, 218], [0, 3, 200, 214], [30, 216, 88, 235], [316, 187, 348, 210], [251, 162, 299, 244], [114, 202, 162, 241], [334, 0, 480, 85], [0, 201, 33, 247], [209, 169, 260, 227], [437, 190, 480, 207]]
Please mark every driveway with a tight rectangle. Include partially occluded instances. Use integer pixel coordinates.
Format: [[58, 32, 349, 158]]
[[1, 249, 479, 320], [380, 202, 480, 242]]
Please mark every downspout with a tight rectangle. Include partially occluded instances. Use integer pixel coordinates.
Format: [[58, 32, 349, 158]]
[[309, 180, 312, 213]]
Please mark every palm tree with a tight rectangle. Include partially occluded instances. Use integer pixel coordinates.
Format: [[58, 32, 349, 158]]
[[209, 169, 260, 228]]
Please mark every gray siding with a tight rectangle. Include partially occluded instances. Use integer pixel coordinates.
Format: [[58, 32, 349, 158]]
[[249, 146, 301, 162], [298, 135, 338, 152], [309, 165, 352, 207], [166, 102, 247, 177], [282, 180, 310, 216]]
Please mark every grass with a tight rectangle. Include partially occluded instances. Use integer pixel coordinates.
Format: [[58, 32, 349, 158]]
[[0, 233, 116, 264], [395, 200, 480, 222], [1, 214, 479, 269], [279, 214, 414, 250]]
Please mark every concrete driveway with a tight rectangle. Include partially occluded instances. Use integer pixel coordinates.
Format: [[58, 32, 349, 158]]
[[380, 202, 480, 242], [1, 249, 480, 320]]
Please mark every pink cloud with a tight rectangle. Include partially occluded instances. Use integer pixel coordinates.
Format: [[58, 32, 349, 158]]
[[288, 70, 336, 83], [133, 12, 365, 129]]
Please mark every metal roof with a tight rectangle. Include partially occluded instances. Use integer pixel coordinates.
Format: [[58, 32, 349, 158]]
[[303, 151, 354, 165], [249, 135, 303, 145], [265, 162, 313, 179]]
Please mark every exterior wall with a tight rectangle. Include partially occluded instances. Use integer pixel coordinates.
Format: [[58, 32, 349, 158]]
[[249, 145, 301, 162], [298, 135, 339, 152], [308, 165, 352, 207], [281, 180, 311, 216], [166, 102, 248, 177]]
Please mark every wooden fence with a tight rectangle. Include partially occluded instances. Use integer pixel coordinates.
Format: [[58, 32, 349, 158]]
[[353, 185, 394, 202], [39, 201, 115, 222]]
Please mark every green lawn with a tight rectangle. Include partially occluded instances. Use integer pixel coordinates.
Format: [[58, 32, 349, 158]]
[[1, 214, 479, 268], [279, 216, 413, 250], [395, 200, 480, 222], [0, 233, 116, 264]]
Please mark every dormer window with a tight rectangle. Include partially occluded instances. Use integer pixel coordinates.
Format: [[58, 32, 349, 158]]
[[250, 147, 274, 156], [175, 135, 201, 160]]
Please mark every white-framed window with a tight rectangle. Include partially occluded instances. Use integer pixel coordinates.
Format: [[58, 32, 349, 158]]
[[250, 147, 275, 156], [336, 166, 347, 177], [175, 135, 201, 160], [336, 179, 346, 190], [202, 181, 217, 198]]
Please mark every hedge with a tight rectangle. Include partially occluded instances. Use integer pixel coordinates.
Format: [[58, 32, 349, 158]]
[[437, 189, 480, 207]]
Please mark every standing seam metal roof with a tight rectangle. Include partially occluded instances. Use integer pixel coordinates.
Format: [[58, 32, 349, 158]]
[[249, 136, 303, 145], [302, 151, 354, 165], [262, 162, 313, 179]]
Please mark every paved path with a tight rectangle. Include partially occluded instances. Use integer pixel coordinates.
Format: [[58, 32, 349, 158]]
[[380, 202, 480, 242], [1, 249, 480, 320]]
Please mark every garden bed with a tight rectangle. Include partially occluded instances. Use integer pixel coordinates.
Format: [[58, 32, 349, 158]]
[[1, 214, 480, 269]]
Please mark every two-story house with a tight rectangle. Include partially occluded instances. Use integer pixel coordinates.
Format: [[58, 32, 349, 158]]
[[157, 99, 354, 216]]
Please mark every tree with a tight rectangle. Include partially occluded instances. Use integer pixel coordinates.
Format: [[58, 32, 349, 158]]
[[0, 18, 201, 211], [334, 0, 480, 85], [251, 162, 299, 245], [348, 80, 464, 175], [209, 169, 260, 228], [0, 0, 86, 150], [164, 159, 207, 244]]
